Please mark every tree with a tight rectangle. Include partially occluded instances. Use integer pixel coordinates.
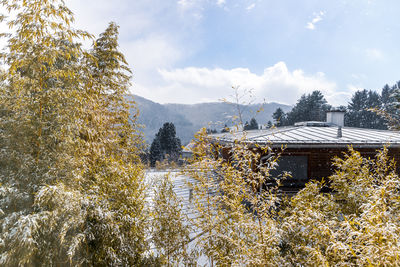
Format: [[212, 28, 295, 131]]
[[0, 1, 148, 265], [184, 129, 283, 265], [150, 122, 182, 165], [381, 84, 394, 107], [244, 118, 258, 130], [151, 174, 193, 265], [244, 121, 250, 130], [250, 118, 258, 130], [285, 91, 331, 125], [149, 136, 163, 167], [81, 22, 149, 266], [381, 81, 400, 129], [345, 89, 387, 129], [272, 107, 286, 127], [0, 0, 92, 264]]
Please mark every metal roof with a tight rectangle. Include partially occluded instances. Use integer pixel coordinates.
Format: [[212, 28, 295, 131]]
[[209, 125, 400, 148]]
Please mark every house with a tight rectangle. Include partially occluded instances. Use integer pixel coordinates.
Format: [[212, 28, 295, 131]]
[[182, 141, 196, 160], [209, 109, 400, 191]]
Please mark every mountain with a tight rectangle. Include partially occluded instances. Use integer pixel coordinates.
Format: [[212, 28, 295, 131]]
[[126, 95, 194, 144], [128, 95, 291, 145]]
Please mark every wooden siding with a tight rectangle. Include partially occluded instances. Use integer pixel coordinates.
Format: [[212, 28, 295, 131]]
[[218, 145, 400, 191]]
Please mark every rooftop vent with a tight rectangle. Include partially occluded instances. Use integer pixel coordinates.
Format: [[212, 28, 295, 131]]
[[326, 108, 345, 127]]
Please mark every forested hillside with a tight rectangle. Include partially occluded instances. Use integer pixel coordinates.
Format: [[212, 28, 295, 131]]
[[132, 94, 291, 144]]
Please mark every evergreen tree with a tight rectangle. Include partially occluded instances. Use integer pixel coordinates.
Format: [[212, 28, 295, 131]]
[[244, 118, 258, 130], [150, 136, 163, 167], [272, 107, 286, 126], [286, 91, 331, 125], [159, 123, 177, 153], [384, 81, 400, 129], [243, 121, 250, 130], [0, 1, 148, 265], [150, 122, 182, 164], [345, 89, 387, 129], [249, 118, 259, 130], [381, 84, 394, 107]]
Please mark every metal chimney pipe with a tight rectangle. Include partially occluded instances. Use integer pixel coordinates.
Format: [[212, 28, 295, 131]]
[[337, 126, 342, 138]]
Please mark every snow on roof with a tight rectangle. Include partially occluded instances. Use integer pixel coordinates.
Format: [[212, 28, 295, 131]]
[[209, 125, 400, 148], [182, 141, 196, 153]]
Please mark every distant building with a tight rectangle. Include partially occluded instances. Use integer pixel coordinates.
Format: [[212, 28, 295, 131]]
[[209, 110, 400, 192], [181, 142, 196, 161]]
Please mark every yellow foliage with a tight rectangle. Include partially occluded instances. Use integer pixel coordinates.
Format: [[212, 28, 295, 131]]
[[185, 127, 400, 266]]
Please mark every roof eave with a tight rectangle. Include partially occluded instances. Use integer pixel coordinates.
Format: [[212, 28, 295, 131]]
[[211, 139, 400, 149], [269, 143, 400, 149]]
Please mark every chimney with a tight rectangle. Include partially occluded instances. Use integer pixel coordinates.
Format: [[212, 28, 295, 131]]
[[326, 108, 345, 127]]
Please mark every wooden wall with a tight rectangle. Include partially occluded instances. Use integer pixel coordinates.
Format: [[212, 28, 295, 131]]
[[217, 144, 400, 191]]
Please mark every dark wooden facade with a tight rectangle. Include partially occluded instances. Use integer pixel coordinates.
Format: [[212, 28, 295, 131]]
[[218, 144, 400, 191]]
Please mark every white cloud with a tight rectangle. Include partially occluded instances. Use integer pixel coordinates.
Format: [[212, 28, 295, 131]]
[[330, 84, 363, 105], [155, 62, 344, 105], [326, 91, 352, 106], [347, 84, 363, 93], [176, 0, 208, 21], [1, 1, 353, 107], [123, 35, 182, 71], [176, 0, 205, 12], [177, 0, 194, 9], [216, 0, 226, 6], [65, 0, 198, 101], [178, 0, 227, 9], [365, 48, 384, 61], [122, 35, 186, 100], [246, 3, 256, 11], [306, 11, 325, 30]]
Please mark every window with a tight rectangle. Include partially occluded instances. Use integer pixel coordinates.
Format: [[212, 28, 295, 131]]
[[270, 155, 308, 180]]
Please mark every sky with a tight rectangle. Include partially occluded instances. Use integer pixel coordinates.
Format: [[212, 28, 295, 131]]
[[11, 0, 400, 106]]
